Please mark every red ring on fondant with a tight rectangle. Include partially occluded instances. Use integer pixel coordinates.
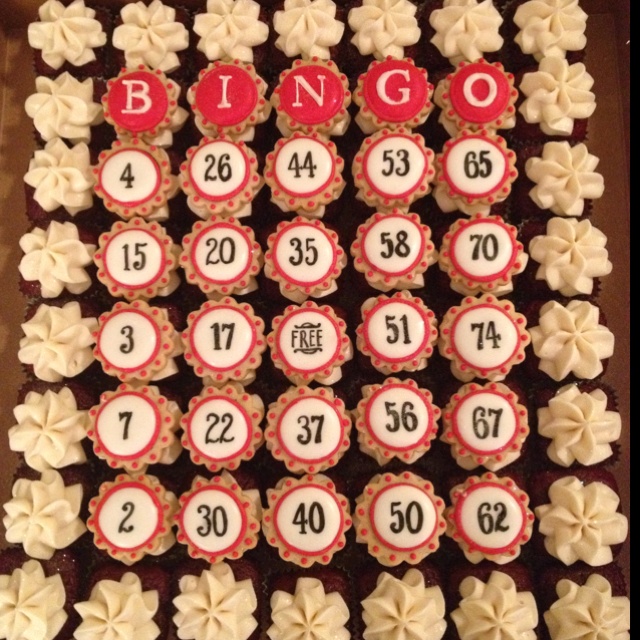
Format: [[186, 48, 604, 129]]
[[452, 480, 528, 555], [186, 395, 252, 463], [102, 228, 166, 290], [364, 383, 435, 453], [276, 396, 344, 464], [276, 308, 342, 375], [273, 483, 344, 557], [369, 482, 439, 552], [93, 481, 164, 551], [271, 221, 338, 288], [363, 298, 432, 364], [190, 222, 253, 286], [188, 305, 258, 373], [94, 391, 161, 461], [360, 213, 425, 277]]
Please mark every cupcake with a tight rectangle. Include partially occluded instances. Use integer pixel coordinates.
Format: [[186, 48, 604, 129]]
[[93, 217, 181, 300], [181, 383, 264, 473], [356, 290, 439, 375], [264, 133, 346, 219], [18, 301, 98, 383], [176, 471, 262, 564], [180, 217, 264, 298], [352, 129, 436, 211], [441, 381, 530, 471], [264, 217, 346, 303], [181, 297, 266, 387], [530, 300, 615, 382], [263, 473, 352, 567], [112, 0, 189, 75], [87, 472, 178, 565], [268, 301, 353, 386], [354, 377, 441, 466], [19, 221, 96, 299], [93, 300, 182, 383], [180, 136, 263, 220], [28, 0, 108, 77], [354, 471, 447, 566], [352, 57, 434, 134], [445, 472, 535, 564], [93, 139, 179, 221], [187, 61, 271, 141], [3, 469, 86, 560], [264, 386, 352, 474], [438, 214, 528, 297], [351, 209, 438, 292], [102, 65, 189, 147], [87, 383, 182, 473]]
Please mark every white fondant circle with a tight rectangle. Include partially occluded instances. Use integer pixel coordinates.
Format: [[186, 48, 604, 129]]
[[443, 137, 508, 197], [103, 228, 165, 289], [455, 482, 525, 553], [189, 140, 249, 201], [453, 390, 518, 455], [187, 396, 251, 462], [363, 135, 427, 199], [371, 483, 438, 551], [362, 215, 424, 277], [100, 149, 161, 206], [96, 483, 162, 550], [95, 392, 160, 460], [277, 397, 343, 463], [191, 306, 255, 372], [277, 309, 340, 374], [273, 223, 336, 287], [274, 138, 334, 198], [450, 220, 516, 281], [192, 223, 252, 285], [98, 310, 160, 372], [366, 385, 432, 452], [451, 305, 519, 372], [274, 485, 342, 555], [365, 300, 428, 363], [181, 486, 245, 554]]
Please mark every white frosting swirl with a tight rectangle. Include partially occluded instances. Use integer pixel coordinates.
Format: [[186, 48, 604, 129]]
[[274, 0, 345, 60], [526, 142, 604, 217], [538, 384, 621, 467], [0, 560, 67, 640], [348, 0, 421, 60], [519, 57, 596, 135], [25, 73, 103, 144], [530, 300, 615, 382], [27, 0, 106, 70], [23, 138, 94, 216], [535, 477, 629, 566], [19, 221, 95, 298], [268, 577, 350, 640], [362, 569, 447, 640], [74, 573, 160, 640], [2, 470, 86, 560], [515, 0, 588, 61], [9, 387, 88, 472], [544, 574, 630, 640], [194, 0, 269, 62], [429, 0, 504, 65], [451, 571, 538, 640], [18, 301, 98, 383], [173, 563, 258, 640], [530, 218, 611, 296], [113, 0, 189, 73]]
